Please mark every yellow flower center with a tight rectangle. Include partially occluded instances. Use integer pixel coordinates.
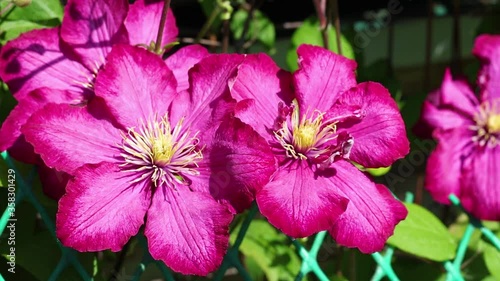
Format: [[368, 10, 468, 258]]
[[274, 99, 340, 161], [291, 100, 324, 153], [487, 114, 500, 133], [151, 130, 175, 165], [120, 114, 202, 186], [293, 123, 320, 152]]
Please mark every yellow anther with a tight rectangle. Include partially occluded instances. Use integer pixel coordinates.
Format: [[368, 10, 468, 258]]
[[487, 114, 500, 133]]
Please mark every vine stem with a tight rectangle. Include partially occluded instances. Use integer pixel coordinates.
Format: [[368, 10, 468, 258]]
[[196, 5, 221, 43], [332, 0, 342, 55], [221, 19, 230, 53], [154, 0, 171, 54], [0, 2, 13, 17]]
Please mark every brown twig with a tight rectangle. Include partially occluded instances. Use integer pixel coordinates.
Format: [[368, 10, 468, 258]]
[[179, 37, 221, 47], [235, 0, 257, 53], [154, 0, 172, 54], [319, 0, 331, 49], [0, 2, 14, 18], [332, 0, 342, 55]]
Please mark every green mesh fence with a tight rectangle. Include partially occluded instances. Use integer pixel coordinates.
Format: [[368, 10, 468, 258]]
[[1, 150, 500, 281]]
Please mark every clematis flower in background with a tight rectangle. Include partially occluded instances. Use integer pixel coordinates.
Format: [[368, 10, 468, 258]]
[[21, 44, 274, 274], [228, 44, 409, 253], [415, 34, 500, 221], [0, 0, 208, 199]]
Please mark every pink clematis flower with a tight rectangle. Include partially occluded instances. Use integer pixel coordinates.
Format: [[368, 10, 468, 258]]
[[0, 0, 209, 199], [416, 34, 500, 220], [228, 44, 409, 253], [0, 0, 179, 161], [22, 44, 272, 275]]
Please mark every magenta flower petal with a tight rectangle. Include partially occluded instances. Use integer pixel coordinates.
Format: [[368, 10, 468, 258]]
[[230, 53, 294, 139], [257, 161, 349, 238], [22, 103, 121, 174], [61, 0, 129, 70], [331, 82, 409, 168], [328, 161, 407, 253], [425, 128, 474, 204], [294, 44, 357, 113], [461, 145, 500, 220], [94, 44, 177, 128], [164, 45, 209, 92], [205, 116, 277, 213], [172, 54, 245, 131], [0, 88, 84, 153], [0, 28, 92, 99], [145, 184, 232, 275], [473, 34, 500, 101], [125, 0, 178, 47], [57, 162, 151, 251], [414, 99, 473, 139], [438, 69, 478, 117]]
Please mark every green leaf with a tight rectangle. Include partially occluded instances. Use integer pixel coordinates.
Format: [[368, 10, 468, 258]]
[[230, 9, 276, 51], [483, 243, 500, 279], [351, 161, 391, 177], [0, 20, 49, 45], [286, 16, 355, 72], [0, 82, 15, 123], [244, 256, 266, 281], [387, 203, 457, 261], [6, 0, 64, 22], [230, 218, 303, 281], [365, 166, 392, 177], [0, 159, 8, 187]]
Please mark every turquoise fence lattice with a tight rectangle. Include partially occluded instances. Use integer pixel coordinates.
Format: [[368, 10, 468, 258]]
[[1, 150, 500, 281]]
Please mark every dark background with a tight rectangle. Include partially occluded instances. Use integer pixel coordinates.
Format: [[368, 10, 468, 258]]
[[170, 0, 493, 37]]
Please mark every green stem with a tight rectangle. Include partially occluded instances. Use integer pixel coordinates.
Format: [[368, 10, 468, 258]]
[[233, 202, 258, 248], [196, 5, 221, 43], [332, 0, 342, 55]]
